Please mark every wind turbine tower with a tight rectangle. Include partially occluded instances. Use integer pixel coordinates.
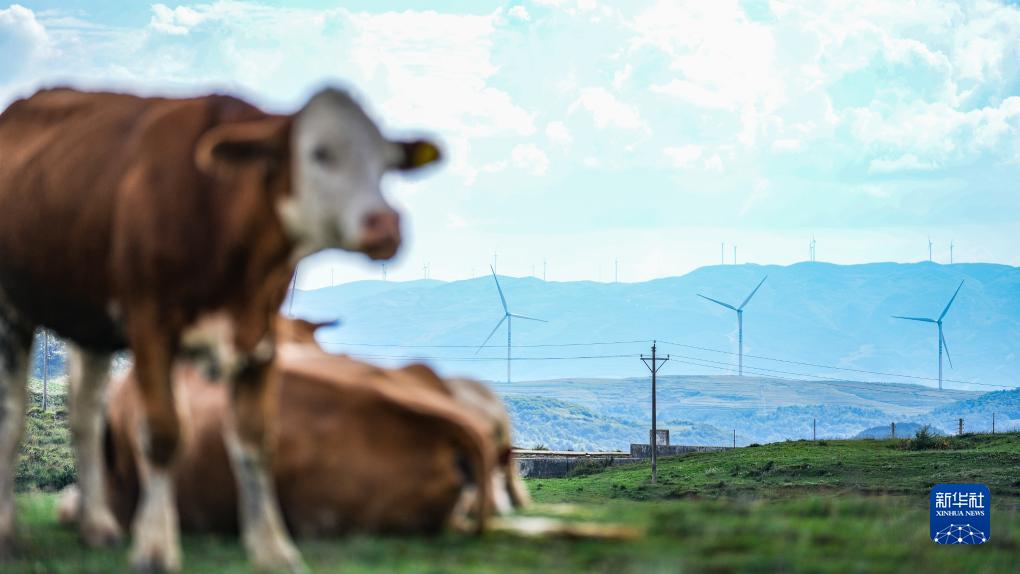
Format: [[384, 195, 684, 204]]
[[950, 241, 955, 265], [928, 237, 933, 262], [893, 280, 964, 391], [698, 276, 768, 376], [809, 236, 817, 262], [477, 266, 547, 383]]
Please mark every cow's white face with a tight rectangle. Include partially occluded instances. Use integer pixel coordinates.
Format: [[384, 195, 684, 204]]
[[196, 88, 440, 261], [281, 89, 439, 260]]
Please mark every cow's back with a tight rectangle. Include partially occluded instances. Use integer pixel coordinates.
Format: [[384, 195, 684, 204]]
[[0, 88, 267, 349], [103, 360, 473, 536]]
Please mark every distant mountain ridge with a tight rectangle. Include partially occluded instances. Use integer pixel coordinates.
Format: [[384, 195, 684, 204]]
[[292, 262, 1020, 389], [492, 375, 987, 449]]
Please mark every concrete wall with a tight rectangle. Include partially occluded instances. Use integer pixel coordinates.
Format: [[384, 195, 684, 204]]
[[629, 444, 729, 458], [516, 456, 640, 479]]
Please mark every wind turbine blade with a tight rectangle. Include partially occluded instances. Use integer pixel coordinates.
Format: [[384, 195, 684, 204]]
[[490, 265, 509, 313], [941, 330, 954, 369], [509, 313, 548, 323], [938, 280, 965, 321], [475, 316, 507, 354], [738, 276, 768, 310], [892, 315, 937, 323], [698, 294, 737, 311]]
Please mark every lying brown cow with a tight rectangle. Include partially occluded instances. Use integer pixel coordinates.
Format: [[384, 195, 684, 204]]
[[58, 319, 528, 537], [0, 88, 439, 572]]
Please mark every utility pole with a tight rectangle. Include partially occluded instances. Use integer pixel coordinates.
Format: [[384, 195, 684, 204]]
[[992, 412, 996, 434], [813, 418, 816, 440], [732, 429, 736, 448], [641, 342, 669, 484], [958, 418, 964, 436], [42, 330, 49, 412], [891, 422, 896, 439]]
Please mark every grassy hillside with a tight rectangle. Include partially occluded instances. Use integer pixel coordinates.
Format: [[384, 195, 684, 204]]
[[528, 434, 1020, 503], [8, 435, 1020, 573]]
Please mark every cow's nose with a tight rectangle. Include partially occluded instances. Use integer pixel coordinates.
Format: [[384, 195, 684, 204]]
[[359, 209, 401, 260]]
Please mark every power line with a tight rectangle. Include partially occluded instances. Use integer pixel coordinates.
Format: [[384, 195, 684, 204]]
[[666, 354, 1004, 395], [342, 352, 638, 362], [657, 340, 1010, 389], [317, 337, 1015, 390], [317, 339, 650, 349]]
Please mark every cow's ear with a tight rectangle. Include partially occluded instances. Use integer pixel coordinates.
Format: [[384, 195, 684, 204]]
[[391, 139, 442, 171], [195, 117, 290, 173]]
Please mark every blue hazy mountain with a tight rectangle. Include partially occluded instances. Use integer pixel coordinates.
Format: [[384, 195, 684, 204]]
[[291, 262, 1020, 390]]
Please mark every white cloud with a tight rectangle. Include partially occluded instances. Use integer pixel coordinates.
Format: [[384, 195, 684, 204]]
[[508, 5, 530, 21], [534, 0, 598, 14], [663, 145, 703, 167], [703, 154, 724, 172], [511, 143, 550, 175], [149, 4, 204, 35], [545, 120, 572, 146], [739, 178, 771, 216], [569, 86, 645, 131], [612, 64, 631, 90], [0, 4, 50, 82], [868, 154, 940, 174]]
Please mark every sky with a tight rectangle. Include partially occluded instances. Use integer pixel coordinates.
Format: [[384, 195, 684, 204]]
[[2, 0, 1019, 288]]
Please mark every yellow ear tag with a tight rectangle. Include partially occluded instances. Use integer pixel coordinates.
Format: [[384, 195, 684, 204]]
[[412, 142, 439, 167]]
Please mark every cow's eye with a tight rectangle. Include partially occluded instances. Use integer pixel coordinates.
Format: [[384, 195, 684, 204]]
[[312, 146, 336, 165]]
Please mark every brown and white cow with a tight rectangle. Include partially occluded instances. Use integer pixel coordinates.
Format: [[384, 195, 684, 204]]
[[0, 88, 439, 572], [59, 319, 527, 538]]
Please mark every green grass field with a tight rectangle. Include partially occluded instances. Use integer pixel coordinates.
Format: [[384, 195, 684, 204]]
[[8, 434, 1020, 573]]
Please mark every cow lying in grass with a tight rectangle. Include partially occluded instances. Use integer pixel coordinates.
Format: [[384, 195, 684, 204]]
[[0, 87, 439, 572], [58, 318, 529, 537]]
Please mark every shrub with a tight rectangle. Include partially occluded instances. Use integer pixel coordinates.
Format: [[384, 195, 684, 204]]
[[566, 457, 615, 478], [904, 425, 949, 451], [16, 406, 76, 492]]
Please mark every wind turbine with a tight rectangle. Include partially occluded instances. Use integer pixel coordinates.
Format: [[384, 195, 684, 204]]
[[477, 266, 547, 383], [928, 237, 933, 262], [893, 280, 964, 391], [698, 276, 768, 376]]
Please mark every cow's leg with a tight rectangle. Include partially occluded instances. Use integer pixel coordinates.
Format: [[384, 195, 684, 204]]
[[67, 346, 122, 546], [125, 314, 181, 573], [0, 314, 31, 558], [225, 350, 304, 573]]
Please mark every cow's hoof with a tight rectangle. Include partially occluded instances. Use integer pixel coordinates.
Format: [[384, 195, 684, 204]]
[[129, 528, 181, 574], [80, 509, 123, 547], [248, 535, 306, 574], [129, 543, 181, 574]]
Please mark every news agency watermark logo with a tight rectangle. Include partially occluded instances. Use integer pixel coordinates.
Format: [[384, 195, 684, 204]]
[[930, 484, 990, 545]]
